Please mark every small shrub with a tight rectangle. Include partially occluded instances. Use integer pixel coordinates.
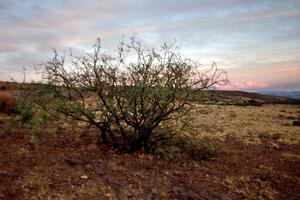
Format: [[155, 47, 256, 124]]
[[271, 133, 281, 140], [28, 115, 47, 138], [188, 137, 222, 160], [181, 114, 197, 131], [153, 147, 168, 158], [171, 136, 189, 150], [151, 135, 222, 161], [259, 132, 271, 140], [0, 91, 16, 114], [259, 132, 281, 141], [3, 122, 13, 135], [16, 98, 51, 140], [228, 111, 237, 118], [17, 102, 34, 123]]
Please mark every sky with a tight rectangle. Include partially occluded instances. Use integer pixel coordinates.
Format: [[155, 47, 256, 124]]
[[0, 0, 300, 91]]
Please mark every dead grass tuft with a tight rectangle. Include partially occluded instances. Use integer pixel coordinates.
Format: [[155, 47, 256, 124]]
[[0, 91, 16, 114]]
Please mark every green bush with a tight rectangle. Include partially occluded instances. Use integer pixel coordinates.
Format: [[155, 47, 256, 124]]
[[153, 147, 168, 158], [17, 101, 34, 123], [28, 112, 48, 137], [151, 135, 222, 161], [188, 137, 222, 160], [16, 98, 51, 140]]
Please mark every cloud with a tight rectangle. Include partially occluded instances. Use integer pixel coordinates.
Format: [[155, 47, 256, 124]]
[[0, 0, 299, 90], [218, 81, 271, 90]]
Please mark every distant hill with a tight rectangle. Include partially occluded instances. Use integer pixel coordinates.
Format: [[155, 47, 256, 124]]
[[0, 81, 42, 91], [1, 81, 299, 105], [202, 90, 300, 105], [256, 90, 300, 100]]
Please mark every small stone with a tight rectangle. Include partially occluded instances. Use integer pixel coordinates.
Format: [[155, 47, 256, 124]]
[[80, 175, 88, 179], [292, 120, 300, 126], [104, 193, 113, 198], [267, 142, 280, 150]]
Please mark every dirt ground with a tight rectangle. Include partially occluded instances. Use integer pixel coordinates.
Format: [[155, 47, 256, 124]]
[[0, 104, 299, 200]]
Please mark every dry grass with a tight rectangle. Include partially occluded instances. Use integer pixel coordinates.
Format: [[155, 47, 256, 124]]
[[19, 169, 116, 200], [221, 176, 278, 200], [176, 104, 300, 145], [281, 152, 300, 159]]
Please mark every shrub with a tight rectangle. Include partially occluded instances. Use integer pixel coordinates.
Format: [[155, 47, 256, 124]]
[[259, 132, 281, 141], [228, 110, 237, 118], [41, 36, 228, 152], [16, 91, 54, 139], [151, 135, 222, 161], [3, 121, 13, 135], [27, 113, 48, 140], [17, 101, 34, 123], [153, 147, 169, 158], [0, 91, 16, 114], [271, 133, 281, 140], [187, 137, 222, 160]]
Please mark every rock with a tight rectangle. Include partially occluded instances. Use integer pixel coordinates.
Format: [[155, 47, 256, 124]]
[[247, 99, 263, 106], [248, 99, 257, 104], [292, 120, 300, 126], [64, 159, 77, 166], [80, 175, 88, 179], [267, 142, 280, 150], [239, 99, 263, 106]]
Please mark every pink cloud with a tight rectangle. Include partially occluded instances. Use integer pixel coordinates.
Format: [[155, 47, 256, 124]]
[[218, 81, 271, 90]]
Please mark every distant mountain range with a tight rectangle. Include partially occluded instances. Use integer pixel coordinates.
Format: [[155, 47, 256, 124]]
[[205, 90, 300, 105], [256, 90, 300, 100]]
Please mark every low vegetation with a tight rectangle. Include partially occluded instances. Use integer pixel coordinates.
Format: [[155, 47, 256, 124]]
[[152, 135, 223, 161]]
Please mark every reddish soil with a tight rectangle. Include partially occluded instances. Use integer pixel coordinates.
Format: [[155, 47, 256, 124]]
[[0, 121, 299, 200]]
